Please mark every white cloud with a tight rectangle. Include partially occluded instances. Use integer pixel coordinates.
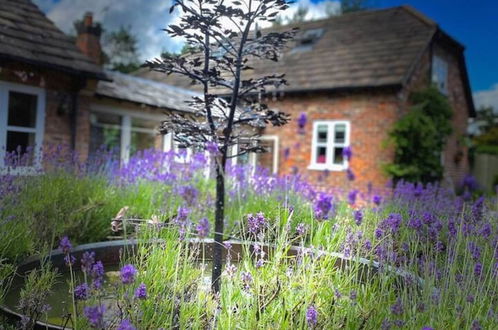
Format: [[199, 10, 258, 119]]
[[33, 0, 340, 61], [34, 0, 181, 61], [267, 0, 340, 27], [474, 84, 498, 113]]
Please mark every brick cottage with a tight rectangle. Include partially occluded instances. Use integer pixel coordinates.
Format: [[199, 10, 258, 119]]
[[0, 0, 199, 170], [1, 0, 475, 191], [139, 5, 476, 191]]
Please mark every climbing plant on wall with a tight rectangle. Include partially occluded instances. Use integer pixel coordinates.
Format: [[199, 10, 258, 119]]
[[385, 86, 453, 183]]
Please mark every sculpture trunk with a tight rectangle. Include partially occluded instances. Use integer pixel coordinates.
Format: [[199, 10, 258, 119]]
[[211, 154, 226, 293]]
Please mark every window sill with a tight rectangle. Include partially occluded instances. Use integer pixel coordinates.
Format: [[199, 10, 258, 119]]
[[307, 164, 347, 172], [0, 166, 43, 176]]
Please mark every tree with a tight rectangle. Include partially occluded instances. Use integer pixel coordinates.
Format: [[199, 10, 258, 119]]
[[340, 0, 368, 14], [385, 86, 453, 184], [144, 0, 295, 292], [472, 106, 498, 155], [103, 26, 141, 73]]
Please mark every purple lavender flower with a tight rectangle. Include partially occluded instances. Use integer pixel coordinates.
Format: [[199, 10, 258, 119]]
[[176, 206, 190, 223], [74, 283, 90, 300], [247, 212, 267, 235], [346, 168, 355, 181], [422, 327, 435, 330], [375, 227, 384, 239], [224, 263, 237, 277], [408, 217, 422, 230], [83, 305, 105, 328], [178, 185, 199, 206], [435, 241, 445, 253], [474, 262, 482, 277], [468, 242, 482, 260], [353, 210, 363, 226], [350, 290, 357, 301], [64, 254, 76, 266], [59, 236, 72, 254], [342, 146, 352, 161], [471, 320, 482, 330], [81, 251, 95, 274], [196, 217, 210, 239], [91, 261, 105, 289], [334, 288, 342, 299], [306, 305, 318, 327], [206, 141, 219, 154], [117, 319, 136, 330], [134, 283, 147, 300], [479, 223, 491, 238], [314, 193, 334, 220], [381, 319, 391, 330], [241, 271, 253, 290], [390, 298, 403, 315], [372, 194, 382, 206], [297, 112, 307, 133], [296, 223, 307, 236], [347, 190, 358, 205], [363, 240, 372, 251], [120, 264, 137, 284], [462, 174, 478, 191]]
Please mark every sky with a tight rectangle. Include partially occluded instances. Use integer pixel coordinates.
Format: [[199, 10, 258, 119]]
[[33, 0, 498, 110]]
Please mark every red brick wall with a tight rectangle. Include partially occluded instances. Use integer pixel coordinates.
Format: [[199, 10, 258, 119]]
[[0, 62, 94, 160], [397, 42, 471, 188], [432, 44, 471, 188], [261, 41, 471, 192], [262, 90, 399, 192]]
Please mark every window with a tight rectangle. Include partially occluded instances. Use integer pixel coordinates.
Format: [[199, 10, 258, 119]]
[[0, 82, 45, 169], [291, 28, 324, 54], [309, 121, 350, 171], [432, 55, 448, 95], [89, 107, 160, 163], [162, 132, 193, 164]]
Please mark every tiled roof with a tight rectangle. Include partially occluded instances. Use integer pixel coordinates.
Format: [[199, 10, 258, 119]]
[[136, 6, 438, 93], [96, 71, 201, 112], [0, 0, 105, 79]]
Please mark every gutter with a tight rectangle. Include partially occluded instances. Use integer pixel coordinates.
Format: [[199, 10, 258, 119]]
[[0, 54, 110, 81]]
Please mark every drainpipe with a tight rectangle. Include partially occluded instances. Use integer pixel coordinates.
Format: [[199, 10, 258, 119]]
[[70, 79, 86, 151]]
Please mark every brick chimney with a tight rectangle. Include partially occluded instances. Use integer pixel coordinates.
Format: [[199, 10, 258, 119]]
[[75, 12, 103, 65]]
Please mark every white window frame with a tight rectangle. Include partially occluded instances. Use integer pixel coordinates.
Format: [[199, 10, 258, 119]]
[[432, 55, 448, 95], [90, 104, 162, 164], [254, 135, 279, 174], [308, 120, 350, 171], [0, 81, 46, 173]]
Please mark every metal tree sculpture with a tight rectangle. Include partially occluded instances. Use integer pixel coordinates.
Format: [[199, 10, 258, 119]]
[[144, 0, 295, 292]]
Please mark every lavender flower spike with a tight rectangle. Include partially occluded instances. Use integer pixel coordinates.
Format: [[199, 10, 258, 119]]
[[306, 304, 318, 327], [83, 305, 105, 328], [59, 236, 72, 255], [135, 283, 147, 300], [117, 319, 137, 330], [196, 217, 210, 239], [74, 283, 90, 301], [120, 264, 137, 285]]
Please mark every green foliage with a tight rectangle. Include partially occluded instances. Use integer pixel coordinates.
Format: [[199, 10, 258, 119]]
[[0, 259, 14, 304], [18, 261, 58, 328], [340, 0, 369, 13], [103, 26, 141, 73], [0, 172, 171, 261], [472, 106, 498, 154], [385, 86, 453, 183]]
